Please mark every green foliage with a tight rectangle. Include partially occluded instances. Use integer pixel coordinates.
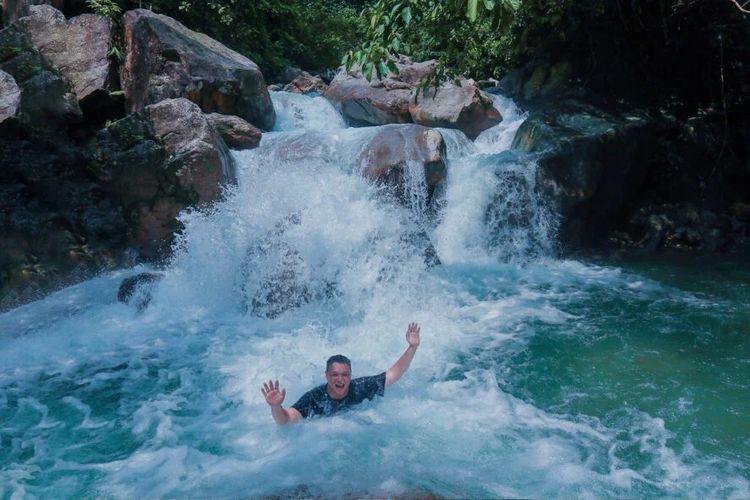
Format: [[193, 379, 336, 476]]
[[344, 0, 519, 82], [87, 0, 123, 21], [119, 0, 363, 81]]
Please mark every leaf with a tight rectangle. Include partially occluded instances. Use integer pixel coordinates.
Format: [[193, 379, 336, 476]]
[[364, 61, 374, 81], [482, 0, 495, 10], [387, 60, 399, 74], [402, 6, 412, 25], [467, 0, 478, 21], [378, 61, 390, 78]]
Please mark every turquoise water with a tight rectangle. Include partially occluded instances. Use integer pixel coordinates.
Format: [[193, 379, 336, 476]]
[[0, 93, 748, 498]]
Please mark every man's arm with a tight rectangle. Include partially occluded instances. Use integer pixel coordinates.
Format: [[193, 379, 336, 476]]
[[385, 322, 420, 387], [261, 379, 303, 425]]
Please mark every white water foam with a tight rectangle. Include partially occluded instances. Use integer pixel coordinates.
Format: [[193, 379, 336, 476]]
[[0, 92, 747, 499]]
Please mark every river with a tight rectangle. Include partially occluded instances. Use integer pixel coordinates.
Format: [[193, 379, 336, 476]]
[[0, 92, 748, 498]]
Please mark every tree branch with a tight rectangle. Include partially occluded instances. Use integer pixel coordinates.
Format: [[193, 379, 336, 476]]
[[730, 0, 750, 14]]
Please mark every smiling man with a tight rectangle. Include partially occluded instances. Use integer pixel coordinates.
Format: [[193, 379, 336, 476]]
[[261, 322, 421, 425]]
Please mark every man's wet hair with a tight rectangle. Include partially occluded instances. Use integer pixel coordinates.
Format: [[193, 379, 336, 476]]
[[326, 354, 351, 372]]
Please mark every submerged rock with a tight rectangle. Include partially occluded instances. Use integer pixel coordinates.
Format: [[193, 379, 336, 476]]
[[117, 271, 163, 310], [120, 8, 275, 130]]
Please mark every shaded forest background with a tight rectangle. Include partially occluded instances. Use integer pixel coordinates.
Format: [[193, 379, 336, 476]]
[[42, 0, 748, 120]]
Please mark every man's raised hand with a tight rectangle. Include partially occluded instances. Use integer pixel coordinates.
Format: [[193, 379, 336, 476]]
[[261, 379, 286, 407], [406, 322, 420, 348]]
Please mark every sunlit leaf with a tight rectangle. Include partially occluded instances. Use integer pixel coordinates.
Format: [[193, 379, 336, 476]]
[[467, 0, 478, 21]]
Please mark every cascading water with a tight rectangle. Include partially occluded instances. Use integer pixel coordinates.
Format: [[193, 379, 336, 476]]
[[0, 91, 748, 499]]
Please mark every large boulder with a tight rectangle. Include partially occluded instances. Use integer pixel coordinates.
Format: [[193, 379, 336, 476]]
[[0, 16, 81, 133], [0, 69, 20, 122], [409, 81, 502, 139], [1, 0, 63, 27], [120, 9, 275, 130], [94, 98, 236, 255], [205, 112, 261, 150], [17, 5, 116, 110], [325, 71, 412, 127], [511, 100, 662, 248], [357, 124, 446, 197]]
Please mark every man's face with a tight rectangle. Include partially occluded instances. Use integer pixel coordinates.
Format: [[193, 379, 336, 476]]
[[325, 362, 351, 400]]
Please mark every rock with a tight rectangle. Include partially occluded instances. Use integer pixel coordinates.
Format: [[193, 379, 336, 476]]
[[356, 124, 446, 197], [146, 98, 236, 201], [390, 56, 436, 86], [511, 100, 660, 249], [205, 112, 261, 150], [120, 9, 275, 130], [0, 69, 20, 122], [324, 71, 412, 127], [1, 0, 63, 27], [409, 81, 502, 139], [18, 5, 115, 110], [240, 214, 311, 318], [0, 18, 82, 133], [117, 271, 163, 310], [282, 71, 327, 95], [94, 98, 236, 256], [267, 83, 282, 92]]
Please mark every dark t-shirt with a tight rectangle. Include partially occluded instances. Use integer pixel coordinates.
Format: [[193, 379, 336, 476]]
[[291, 372, 386, 418]]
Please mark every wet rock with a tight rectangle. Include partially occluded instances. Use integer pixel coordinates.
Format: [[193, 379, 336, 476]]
[[239, 214, 312, 318], [0, 69, 20, 122], [409, 80, 502, 139], [146, 98, 236, 201], [17, 5, 115, 110], [120, 9, 275, 130], [94, 98, 236, 257], [401, 229, 440, 268], [325, 71, 412, 127], [117, 271, 163, 310], [205, 112, 261, 150], [356, 124, 446, 197], [513, 100, 660, 249], [282, 70, 327, 95]]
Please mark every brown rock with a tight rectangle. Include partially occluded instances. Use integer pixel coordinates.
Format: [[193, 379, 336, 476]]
[[0, 69, 20, 122], [18, 5, 115, 105], [145, 98, 236, 203], [205, 112, 261, 150], [357, 124, 446, 194], [325, 72, 412, 127], [120, 9, 275, 130], [409, 81, 501, 139], [282, 71, 328, 95], [94, 98, 236, 255], [0, 18, 81, 133], [1, 0, 63, 27]]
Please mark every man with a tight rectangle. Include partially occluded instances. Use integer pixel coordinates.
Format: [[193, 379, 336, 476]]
[[261, 322, 421, 425]]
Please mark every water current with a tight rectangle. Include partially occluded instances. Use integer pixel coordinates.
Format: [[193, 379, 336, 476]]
[[0, 92, 748, 498]]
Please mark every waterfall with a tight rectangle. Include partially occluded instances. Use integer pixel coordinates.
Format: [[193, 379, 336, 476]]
[[0, 91, 746, 499]]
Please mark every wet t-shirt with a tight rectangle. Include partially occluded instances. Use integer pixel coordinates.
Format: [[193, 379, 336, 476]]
[[291, 372, 386, 418]]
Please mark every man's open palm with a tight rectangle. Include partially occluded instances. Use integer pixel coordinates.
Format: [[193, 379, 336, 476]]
[[261, 379, 286, 407], [406, 322, 420, 347]]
